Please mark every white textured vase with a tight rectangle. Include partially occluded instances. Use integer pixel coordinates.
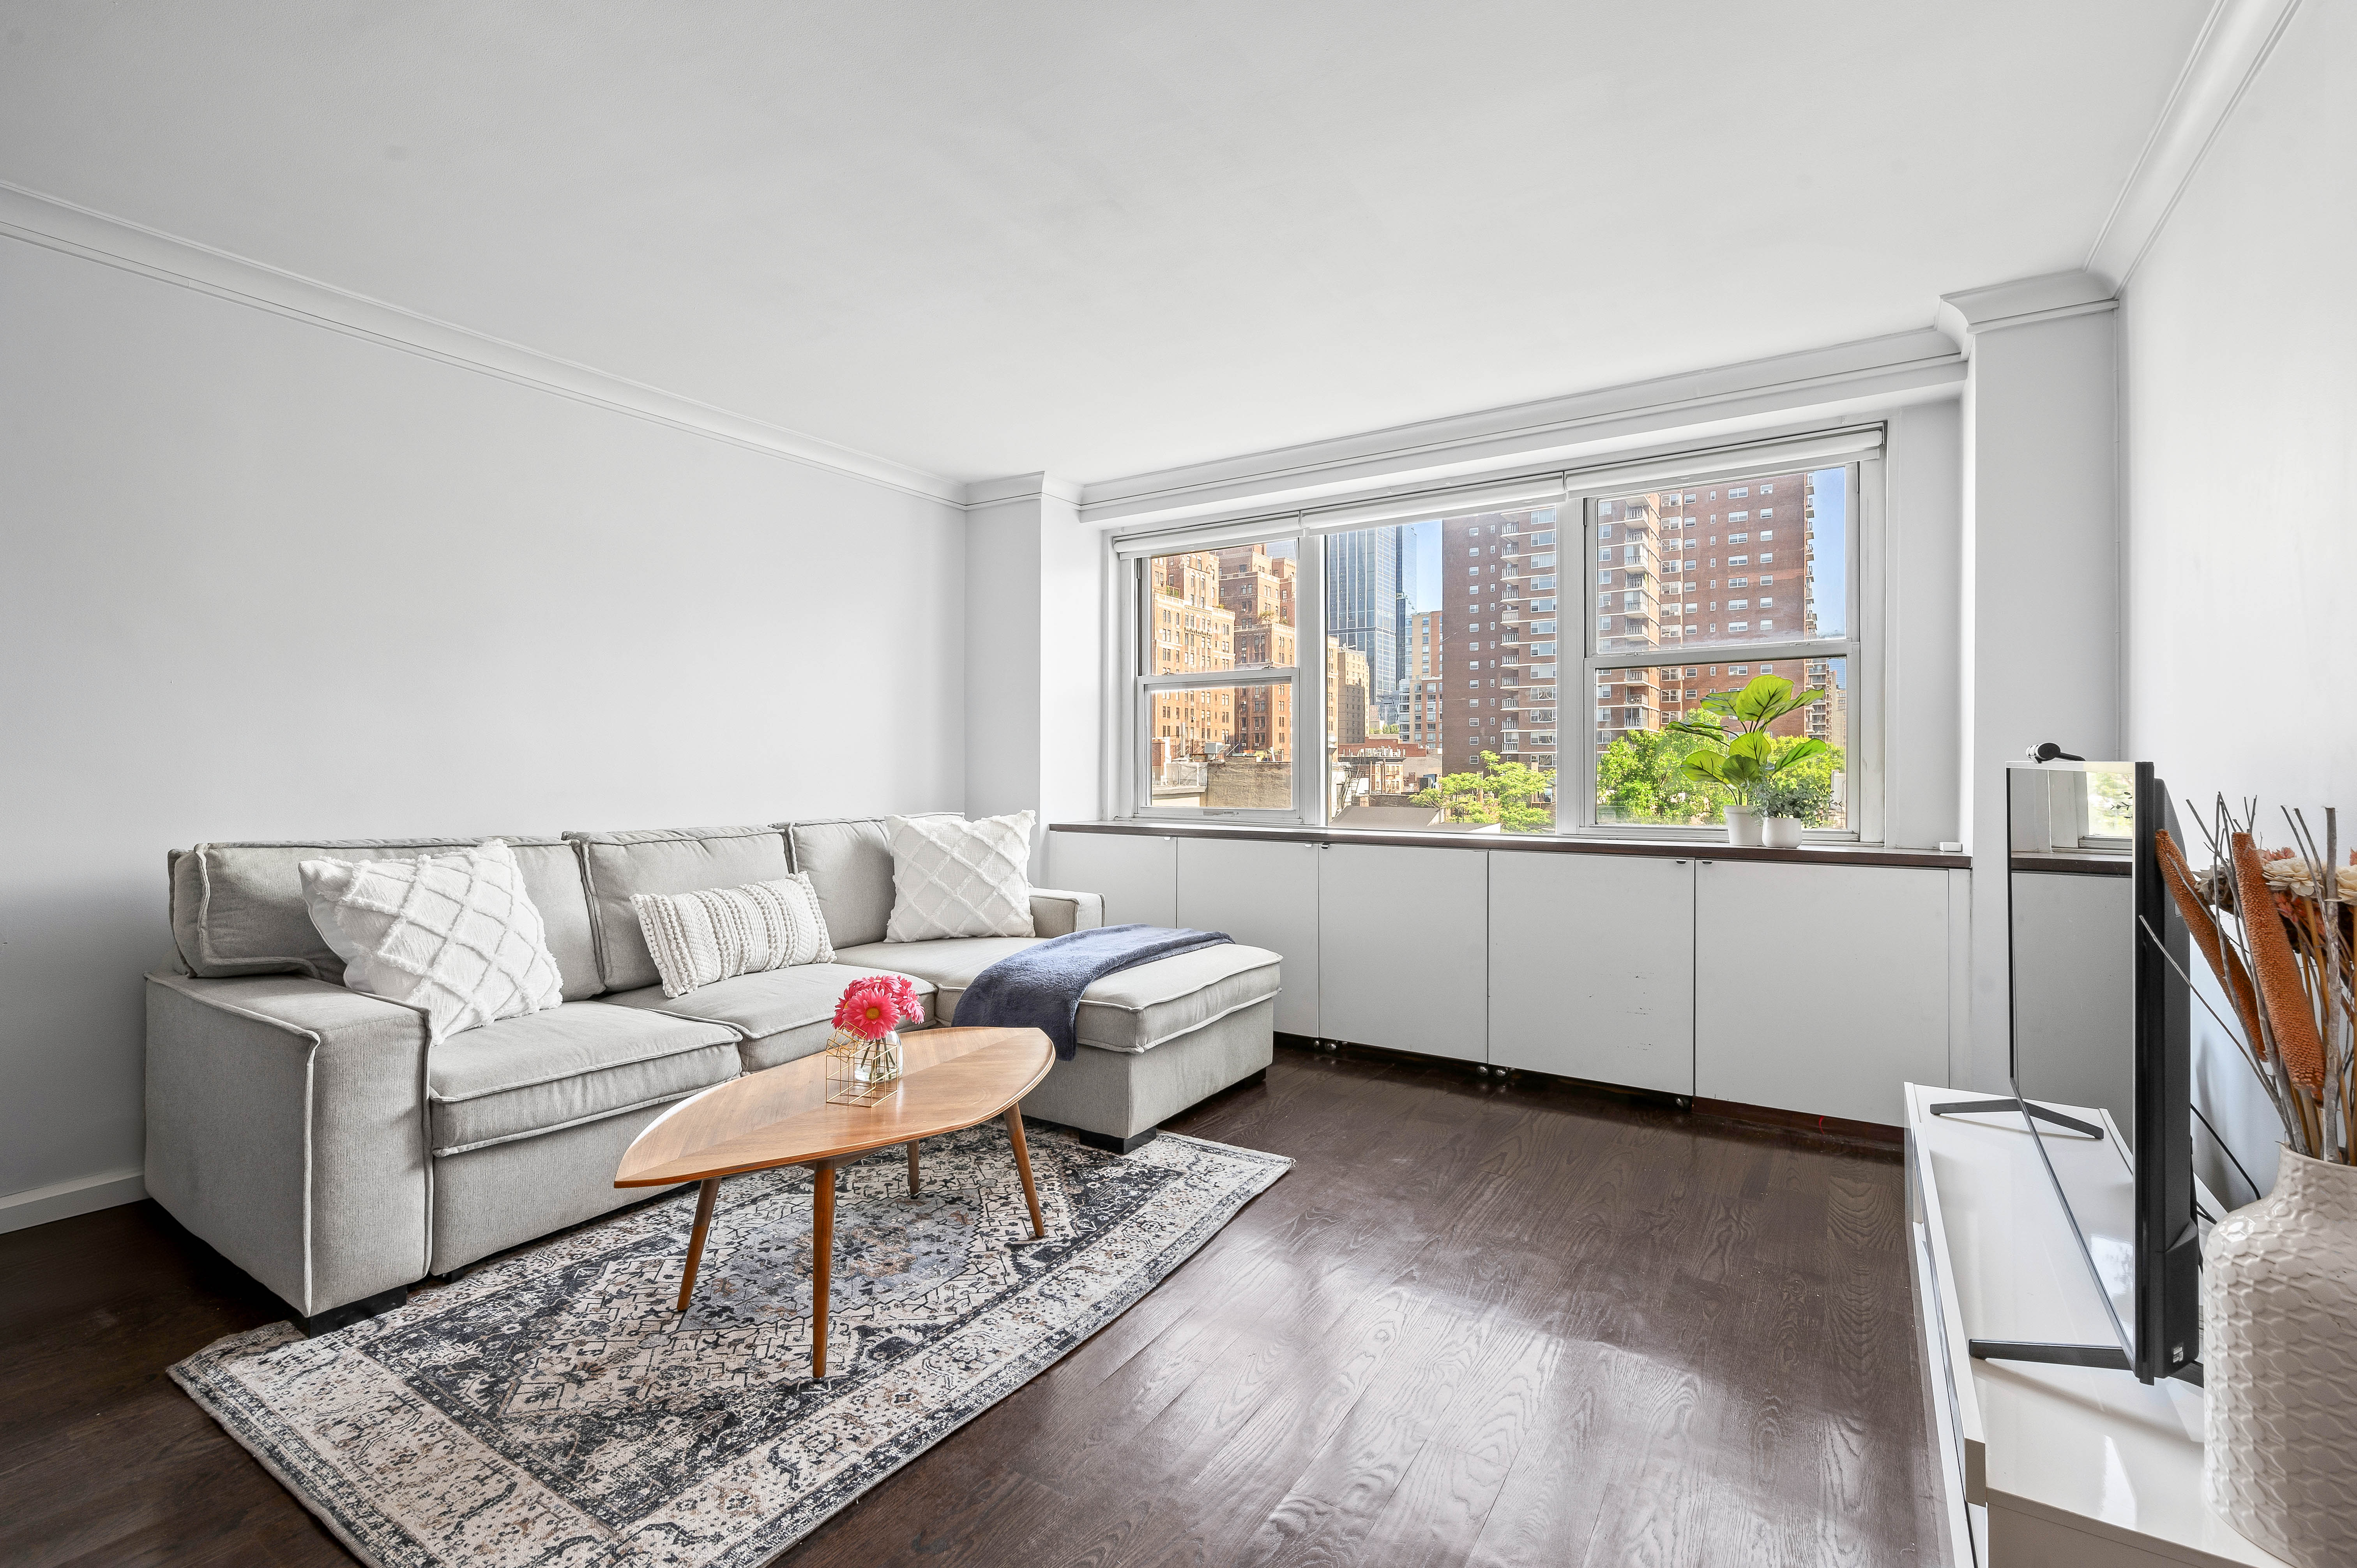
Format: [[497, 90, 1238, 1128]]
[[1723, 807, 1762, 846], [1760, 816, 1805, 849], [2203, 1146, 2357, 1567]]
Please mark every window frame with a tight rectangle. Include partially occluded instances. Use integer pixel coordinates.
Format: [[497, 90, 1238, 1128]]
[[1574, 454, 1883, 842], [1103, 429, 1884, 839], [1113, 523, 1320, 823]]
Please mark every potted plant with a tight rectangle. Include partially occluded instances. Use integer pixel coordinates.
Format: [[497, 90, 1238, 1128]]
[[1753, 771, 1832, 848], [1667, 674, 1830, 846]]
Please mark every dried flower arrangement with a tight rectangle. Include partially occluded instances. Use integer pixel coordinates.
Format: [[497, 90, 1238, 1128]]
[[2155, 799, 2357, 1164]]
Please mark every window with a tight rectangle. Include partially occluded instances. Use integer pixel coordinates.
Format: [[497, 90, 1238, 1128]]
[[1126, 537, 1300, 817], [1586, 460, 1863, 835]]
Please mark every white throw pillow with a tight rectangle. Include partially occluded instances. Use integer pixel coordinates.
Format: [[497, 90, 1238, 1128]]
[[631, 873, 836, 999], [884, 811, 1037, 942], [298, 839, 565, 1042]]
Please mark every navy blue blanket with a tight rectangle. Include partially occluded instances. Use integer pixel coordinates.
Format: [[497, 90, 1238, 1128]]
[[954, 923, 1233, 1061]]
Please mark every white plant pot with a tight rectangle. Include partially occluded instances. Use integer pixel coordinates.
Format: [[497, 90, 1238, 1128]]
[[1760, 816, 1805, 849], [1723, 807, 1762, 846], [2203, 1146, 2357, 1567]]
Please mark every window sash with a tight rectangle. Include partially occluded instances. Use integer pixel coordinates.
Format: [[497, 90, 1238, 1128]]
[[1572, 459, 1872, 841], [1107, 431, 1881, 837], [1121, 526, 1316, 823]]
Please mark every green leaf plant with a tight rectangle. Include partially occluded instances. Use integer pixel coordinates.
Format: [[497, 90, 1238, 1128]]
[[1665, 674, 1830, 815]]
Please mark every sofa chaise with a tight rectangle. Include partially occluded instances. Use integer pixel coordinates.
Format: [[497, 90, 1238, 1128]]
[[145, 816, 1279, 1330]]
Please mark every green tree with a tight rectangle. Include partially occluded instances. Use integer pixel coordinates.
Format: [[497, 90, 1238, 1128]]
[[1414, 751, 1557, 833]]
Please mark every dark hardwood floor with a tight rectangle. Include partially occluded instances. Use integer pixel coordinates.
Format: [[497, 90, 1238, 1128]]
[[0, 1047, 1943, 1566]]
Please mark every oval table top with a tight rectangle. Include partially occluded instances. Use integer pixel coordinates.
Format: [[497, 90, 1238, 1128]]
[[615, 1026, 1055, 1188]]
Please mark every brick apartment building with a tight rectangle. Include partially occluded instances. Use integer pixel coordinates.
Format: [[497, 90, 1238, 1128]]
[[1406, 611, 1443, 749], [1436, 507, 1561, 775], [1147, 542, 1374, 809], [1591, 468, 1822, 746]]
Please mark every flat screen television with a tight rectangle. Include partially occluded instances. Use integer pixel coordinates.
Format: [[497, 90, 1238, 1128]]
[[1937, 758, 2205, 1384]]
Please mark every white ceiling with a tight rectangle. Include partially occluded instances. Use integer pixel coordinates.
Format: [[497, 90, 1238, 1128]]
[[0, 1, 2212, 486]]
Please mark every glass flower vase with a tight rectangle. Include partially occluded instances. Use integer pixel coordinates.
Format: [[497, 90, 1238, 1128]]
[[825, 1028, 904, 1106]]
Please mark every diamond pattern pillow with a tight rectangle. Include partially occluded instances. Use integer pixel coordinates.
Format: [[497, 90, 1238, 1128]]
[[298, 840, 565, 1042], [631, 873, 836, 998], [884, 812, 1037, 942]]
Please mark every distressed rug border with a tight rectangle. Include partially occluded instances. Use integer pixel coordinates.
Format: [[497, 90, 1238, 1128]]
[[171, 1130, 1291, 1568]]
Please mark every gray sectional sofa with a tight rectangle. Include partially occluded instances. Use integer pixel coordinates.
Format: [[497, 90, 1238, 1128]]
[[145, 816, 1279, 1330]]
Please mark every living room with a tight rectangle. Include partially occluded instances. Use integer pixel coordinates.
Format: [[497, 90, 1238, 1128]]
[[4, 4, 2353, 1565]]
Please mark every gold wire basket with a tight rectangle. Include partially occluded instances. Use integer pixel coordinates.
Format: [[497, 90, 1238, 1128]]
[[824, 1028, 905, 1106]]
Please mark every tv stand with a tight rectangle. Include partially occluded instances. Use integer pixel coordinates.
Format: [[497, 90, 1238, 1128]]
[[1905, 1084, 2279, 1565]]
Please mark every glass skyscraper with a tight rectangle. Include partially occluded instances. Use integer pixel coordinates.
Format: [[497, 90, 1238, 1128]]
[[1325, 523, 1414, 731]]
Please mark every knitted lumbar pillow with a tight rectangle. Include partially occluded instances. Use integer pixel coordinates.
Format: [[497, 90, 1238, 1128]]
[[297, 839, 565, 1041], [631, 872, 836, 999], [884, 811, 1037, 942]]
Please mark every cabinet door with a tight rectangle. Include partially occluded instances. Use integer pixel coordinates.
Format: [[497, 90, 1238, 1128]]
[[1693, 860, 1949, 1125], [1490, 852, 1694, 1095], [1317, 842, 1487, 1061], [1047, 831, 1176, 928], [1176, 837, 1318, 1036]]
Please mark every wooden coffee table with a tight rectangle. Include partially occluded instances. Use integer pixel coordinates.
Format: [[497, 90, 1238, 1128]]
[[615, 1025, 1055, 1376]]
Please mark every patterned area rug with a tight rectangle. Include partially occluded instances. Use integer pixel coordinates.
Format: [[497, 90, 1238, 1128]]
[[173, 1125, 1288, 1568]]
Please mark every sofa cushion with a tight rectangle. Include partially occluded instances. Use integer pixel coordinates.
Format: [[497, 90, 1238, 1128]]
[[425, 1001, 739, 1157], [299, 841, 566, 1042], [603, 961, 940, 1073], [168, 838, 601, 1001], [780, 814, 959, 950], [883, 812, 1038, 942], [565, 826, 793, 994], [1061, 944, 1283, 1052], [832, 937, 1040, 991], [831, 939, 1283, 1054]]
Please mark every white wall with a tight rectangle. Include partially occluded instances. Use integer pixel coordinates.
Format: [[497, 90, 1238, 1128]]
[[2121, 0, 2357, 1197], [1885, 398, 1966, 852], [964, 481, 1103, 870], [0, 236, 968, 1215], [1947, 293, 2123, 1092]]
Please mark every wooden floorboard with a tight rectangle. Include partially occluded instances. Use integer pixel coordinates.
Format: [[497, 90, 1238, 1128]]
[[0, 1046, 1939, 1567]]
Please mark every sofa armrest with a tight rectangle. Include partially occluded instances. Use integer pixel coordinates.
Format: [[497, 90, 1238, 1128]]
[[145, 973, 430, 1317], [1029, 887, 1106, 937]]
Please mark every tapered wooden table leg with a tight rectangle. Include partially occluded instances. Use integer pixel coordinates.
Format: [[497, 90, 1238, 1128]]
[[907, 1141, 921, 1197], [810, 1162, 836, 1377], [677, 1177, 720, 1312], [1005, 1106, 1044, 1239]]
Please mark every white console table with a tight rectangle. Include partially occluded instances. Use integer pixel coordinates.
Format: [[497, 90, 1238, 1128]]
[[1905, 1082, 2287, 1567]]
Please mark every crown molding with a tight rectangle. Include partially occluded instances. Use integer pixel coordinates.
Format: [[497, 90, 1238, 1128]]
[[1072, 327, 1964, 529], [964, 471, 1083, 510], [2085, 0, 2304, 290], [1933, 270, 2119, 351], [0, 180, 968, 508]]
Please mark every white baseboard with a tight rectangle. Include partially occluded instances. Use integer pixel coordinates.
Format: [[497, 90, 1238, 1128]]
[[0, 1167, 147, 1234]]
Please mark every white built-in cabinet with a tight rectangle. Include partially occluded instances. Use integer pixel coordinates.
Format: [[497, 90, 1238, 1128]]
[[1489, 851, 1696, 1095], [1047, 830, 1175, 927], [1045, 829, 1957, 1126], [1173, 837, 1319, 1036], [1692, 859, 1951, 1126], [1316, 843, 1489, 1061]]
